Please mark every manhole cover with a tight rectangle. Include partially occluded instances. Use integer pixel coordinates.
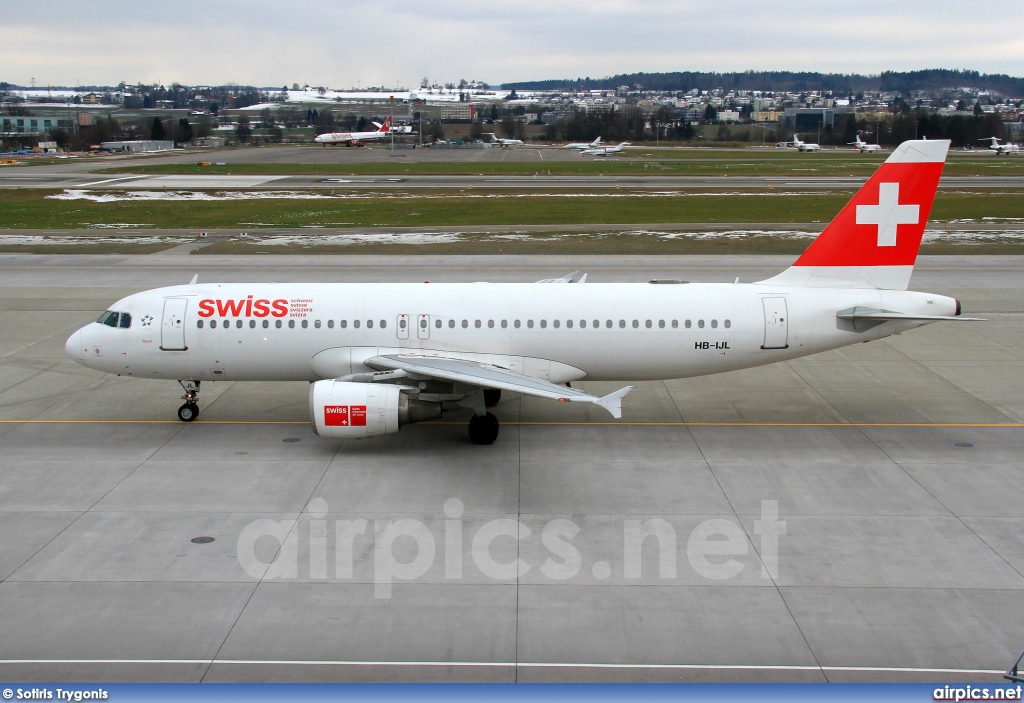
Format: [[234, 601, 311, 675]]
[[282, 438, 301, 443], [952, 442, 975, 448], [191, 536, 215, 544]]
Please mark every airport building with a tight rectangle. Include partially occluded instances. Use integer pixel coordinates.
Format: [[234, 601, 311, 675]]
[[100, 140, 176, 153]]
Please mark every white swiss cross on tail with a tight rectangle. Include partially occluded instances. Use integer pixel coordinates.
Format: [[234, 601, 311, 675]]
[[855, 183, 920, 247]]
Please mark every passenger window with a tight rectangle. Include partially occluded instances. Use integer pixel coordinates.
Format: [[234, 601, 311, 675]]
[[448, 319, 455, 329], [658, 320, 665, 328], [671, 320, 678, 329], [711, 320, 718, 329], [236, 320, 243, 329], [488, 320, 494, 329], [606, 320, 612, 328], [275, 320, 282, 328], [399, 318, 407, 330], [97, 311, 119, 327], [553, 320, 560, 329], [685, 320, 692, 329], [632, 320, 639, 329], [462, 320, 468, 328], [435, 319, 442, 329], [289, 320, 296, 328], [367, 320, 374, 329], [540, 320, 547, 329], [527, 320, 534, 329], [724, 319, 731, 328], [380, 320, 386, 329], [514, 320, 521, 328], [501, 320, 508, 329], [315, 320, 321, 328], [354, 320, 361, 329], [566, 319, 573, 329], [301, 320, 308, 329], [249, 320, 256, 329], [698, 320, 705, 329], [593, 320, 599, 328], [327, 320, 334, 329], [580, 320, 586, 328], [210, 320, 217, 329], [264, 320, 270, 329], [619, 320, 626, 328], [475, 320, 481, 328], [119, 313, 132, 328], [197, 320, 204, 329], [645, 320, 652, 329], [340, 320, 347, 328]]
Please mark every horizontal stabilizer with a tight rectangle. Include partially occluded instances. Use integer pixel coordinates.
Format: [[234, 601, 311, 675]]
[[837, 306, 983, 330]]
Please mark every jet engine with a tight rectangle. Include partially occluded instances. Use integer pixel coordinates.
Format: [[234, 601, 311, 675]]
[[309, 380, 442, 438]]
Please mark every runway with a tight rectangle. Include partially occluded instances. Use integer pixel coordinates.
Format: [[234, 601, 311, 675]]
[[1, 254, 1023, 682]]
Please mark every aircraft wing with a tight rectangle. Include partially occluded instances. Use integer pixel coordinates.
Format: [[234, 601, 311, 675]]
[[535, 270, 587, 283], [365, 354, 632, 418]]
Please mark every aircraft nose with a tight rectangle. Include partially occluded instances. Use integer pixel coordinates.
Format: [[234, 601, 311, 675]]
[[65, 330, 85, 364]]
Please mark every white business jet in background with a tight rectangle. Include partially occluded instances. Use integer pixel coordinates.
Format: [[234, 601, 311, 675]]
[[850, 134, 883, 153], [564, 137, 602, 149], [979, 137, 1020, 156], [67, 139, 977, 445], [580, 141, 630, 156]]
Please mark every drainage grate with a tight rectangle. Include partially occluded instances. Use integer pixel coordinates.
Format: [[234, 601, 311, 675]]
[[191, 536, 215, 544], [282, 438, 301, 443]]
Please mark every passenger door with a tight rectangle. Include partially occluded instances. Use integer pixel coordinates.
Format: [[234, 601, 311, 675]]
[[160, 298, 188, 351]]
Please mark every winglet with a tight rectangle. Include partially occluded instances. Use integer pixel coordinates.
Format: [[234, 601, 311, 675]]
[[189, 274, 199, 285], [593, 386, 632, 419]]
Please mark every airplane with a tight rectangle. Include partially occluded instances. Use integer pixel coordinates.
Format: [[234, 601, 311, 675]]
[[979, 137, 1021, 156], [580, 141, 630, 156], [314, 116, 392, 146], [850, 134, 882, 153], [789, 135, 822, 152], [564, 137, 602, 149], [66, 139, 978, 446], [481, 133, 524, 147]]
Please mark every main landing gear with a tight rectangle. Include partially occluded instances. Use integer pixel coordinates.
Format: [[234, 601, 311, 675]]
[[177, 380, 200, 422], [468, 412, 500, 445]]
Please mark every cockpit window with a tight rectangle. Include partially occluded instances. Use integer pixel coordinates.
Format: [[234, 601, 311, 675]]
[[96, 311, 131, 329], [97, 311, 119, 327]]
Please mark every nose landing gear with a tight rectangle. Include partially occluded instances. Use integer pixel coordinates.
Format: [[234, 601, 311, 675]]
[[177, 380, 200, 422]]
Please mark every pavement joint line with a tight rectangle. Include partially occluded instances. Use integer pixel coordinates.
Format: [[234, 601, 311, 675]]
[[0, 660, 1005, 674], [0, 420, 1022, 427]]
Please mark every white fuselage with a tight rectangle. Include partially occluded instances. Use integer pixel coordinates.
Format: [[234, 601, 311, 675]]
[[314, 129, 388, 145], [67, 282, 956, 385]]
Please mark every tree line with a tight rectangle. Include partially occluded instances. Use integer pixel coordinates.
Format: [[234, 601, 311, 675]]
[[504, 69, 1024, 97]]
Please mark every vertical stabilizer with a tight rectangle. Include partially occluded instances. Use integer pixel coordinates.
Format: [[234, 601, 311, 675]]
[[757, 139, 949, 290]]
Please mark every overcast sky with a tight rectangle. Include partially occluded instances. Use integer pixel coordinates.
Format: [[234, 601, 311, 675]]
[[5, 0, 1023, 88]]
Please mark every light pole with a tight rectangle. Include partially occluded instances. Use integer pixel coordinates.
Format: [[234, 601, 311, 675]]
[[389, 95, 394, 151]]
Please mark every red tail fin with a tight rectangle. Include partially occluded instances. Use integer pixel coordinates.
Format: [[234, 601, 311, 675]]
[[378, 116, 392, 133], [759, 139, 949, 290]]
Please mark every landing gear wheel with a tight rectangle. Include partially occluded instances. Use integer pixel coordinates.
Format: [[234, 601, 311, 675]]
[[483, 389, 502, 407], [178, 402, 199, 422], [468, 412, 499, 445]]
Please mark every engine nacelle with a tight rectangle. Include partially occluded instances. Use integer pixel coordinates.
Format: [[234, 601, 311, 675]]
[[309, 381, 441, 438]]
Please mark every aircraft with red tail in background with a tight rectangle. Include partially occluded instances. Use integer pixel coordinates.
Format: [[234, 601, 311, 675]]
[[314, 116, 392, 146], [66, 140, 979, 445]]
